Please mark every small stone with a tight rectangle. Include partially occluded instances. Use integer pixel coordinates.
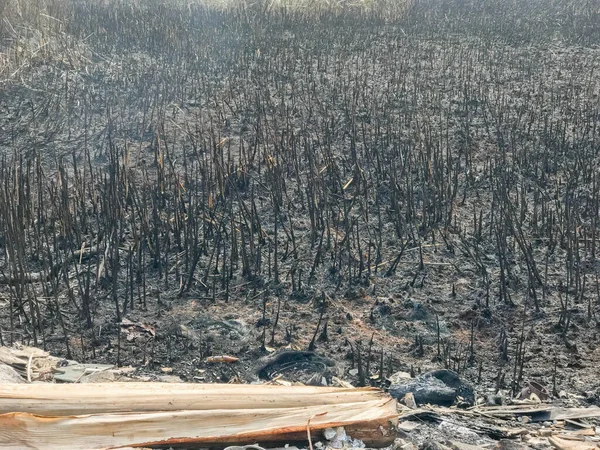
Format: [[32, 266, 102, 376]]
[[323, 428, 336, 440], [558, 390, 568, 398], [334, 427, 347, 441], [350, 438, 366, 448]]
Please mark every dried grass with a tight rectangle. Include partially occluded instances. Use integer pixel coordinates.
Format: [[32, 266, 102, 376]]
[[0, 0, 93, 82], [0, 0, 412, 82]]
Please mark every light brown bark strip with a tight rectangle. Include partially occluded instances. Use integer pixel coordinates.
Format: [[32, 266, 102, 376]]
[[0, 399, 398, 450], [0, 382, 389, 415]]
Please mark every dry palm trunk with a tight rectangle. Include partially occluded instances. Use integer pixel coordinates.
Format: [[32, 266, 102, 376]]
[[0, 383, 398, 450], [0, 383, 391, 415]]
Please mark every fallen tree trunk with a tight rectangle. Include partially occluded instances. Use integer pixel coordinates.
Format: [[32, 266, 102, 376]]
[[0, 383, 398, 450], [0, 382, 391, 414]]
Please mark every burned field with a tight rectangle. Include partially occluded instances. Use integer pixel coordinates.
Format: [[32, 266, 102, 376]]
[[0, 0, 599, 399]]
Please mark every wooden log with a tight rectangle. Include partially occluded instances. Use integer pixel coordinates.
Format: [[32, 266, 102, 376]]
[[0, 383, 390, 414], [0, 383, 398, 450]]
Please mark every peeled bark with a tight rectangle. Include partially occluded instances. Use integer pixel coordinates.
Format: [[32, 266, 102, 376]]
[[0, 383, 398, 450]]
